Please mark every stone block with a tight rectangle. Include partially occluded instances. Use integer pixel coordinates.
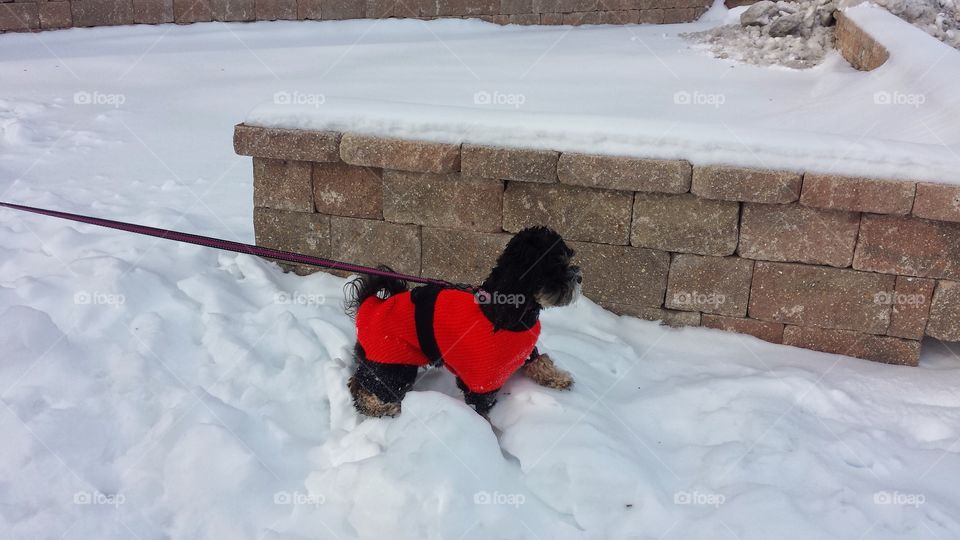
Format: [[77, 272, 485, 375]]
[[853, 214, 960, 280], [800, 173, 915, 215], [256, 0, 297, 19], [254, 207, 330, 257], [886, 275, 935, 340], [420, 0, 500, 16], [312, 162, 382, 219], [298, 0, 323, 18], [234, 124, 341, 162], [0, 3, 39, 32], [329, 216, 421, 277], [174, 0, 213, 22], [504, 182, 633, 245], [73, 0, 134, 26], [912, 183, 960, 223], [501, 0, 533, 14], [340, 134, 460, 174], [321, 0, 364, 19], [253, 158, 314, 212], [739, 203, 860, 267], [210, 0, 256, 20], [631, 193, 739, 256], [782, 326, 920, 366], [132, 0, 175, 23], [383, 170, 503, 232], [665, 254, 753, 316], [569, 241, 670, 308], [558, 152, 690, 193], [461, 144, 558, 183], [40, 2, 74, 28], [701, 315, 785, 344], [926, 280, 960, 341], [749, 261, 895, 334], [691, 165, 801, 203]]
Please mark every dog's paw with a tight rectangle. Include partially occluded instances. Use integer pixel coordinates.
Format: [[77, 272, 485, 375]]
[[523, 354, 574, 390], [348, 377, 402, 417]]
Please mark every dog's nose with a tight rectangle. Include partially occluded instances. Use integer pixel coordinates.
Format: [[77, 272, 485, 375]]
[[571, 266, 582, 284]]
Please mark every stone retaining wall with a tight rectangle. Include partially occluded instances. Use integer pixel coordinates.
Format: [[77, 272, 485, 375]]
[[0, 0, 711, 32], [235, 123, 960, 366]]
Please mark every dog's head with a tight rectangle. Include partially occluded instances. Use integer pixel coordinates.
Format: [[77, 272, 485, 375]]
[[484, 226, 582, 308]]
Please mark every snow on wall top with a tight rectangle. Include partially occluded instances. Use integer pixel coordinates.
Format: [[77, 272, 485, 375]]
[[243, 11, 960, 184]]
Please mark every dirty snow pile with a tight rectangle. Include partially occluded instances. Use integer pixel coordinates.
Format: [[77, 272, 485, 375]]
[[3, 18, 960, 539], [873, 0, 960, 48], [685, 0, 838, 68]]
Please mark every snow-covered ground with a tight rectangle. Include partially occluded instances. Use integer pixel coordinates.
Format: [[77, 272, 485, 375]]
[[2, 14, 960, 540]]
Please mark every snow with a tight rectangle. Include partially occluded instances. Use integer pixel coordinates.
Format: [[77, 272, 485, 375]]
[[2, 17, 960, 540]]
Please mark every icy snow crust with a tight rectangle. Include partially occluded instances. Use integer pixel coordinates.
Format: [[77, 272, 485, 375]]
[[2, 17, 960, 540]]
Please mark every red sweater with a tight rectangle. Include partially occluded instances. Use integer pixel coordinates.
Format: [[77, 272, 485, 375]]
[[356, 288, 540, 393]]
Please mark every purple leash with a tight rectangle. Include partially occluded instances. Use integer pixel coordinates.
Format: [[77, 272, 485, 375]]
[[0, 201, 451, 287]]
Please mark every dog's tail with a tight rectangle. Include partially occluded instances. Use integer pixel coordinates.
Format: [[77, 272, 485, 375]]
[[344, 266, 409, 319]]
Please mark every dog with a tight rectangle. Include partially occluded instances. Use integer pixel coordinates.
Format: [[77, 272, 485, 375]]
[[344, 226, 582, 418]]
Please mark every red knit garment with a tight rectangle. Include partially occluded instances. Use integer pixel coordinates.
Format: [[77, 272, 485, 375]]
[[356, 289, 540, 393]]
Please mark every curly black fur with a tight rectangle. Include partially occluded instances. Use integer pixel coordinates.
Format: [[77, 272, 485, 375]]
[[480, 226, 581, 331], [347, 226, 581, 417], [343, 265, 409, 319], [350, 344, 418, 404]]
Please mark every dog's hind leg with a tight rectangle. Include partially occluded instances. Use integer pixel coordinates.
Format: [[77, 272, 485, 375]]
[[349, 344, 418, 418]]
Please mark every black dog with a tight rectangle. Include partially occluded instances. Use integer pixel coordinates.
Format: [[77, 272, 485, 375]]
[[345, 226, 581, 417]]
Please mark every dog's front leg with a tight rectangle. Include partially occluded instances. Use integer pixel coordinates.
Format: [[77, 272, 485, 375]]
[[456, 378, 499, 417], [522, 347, 574, 390]]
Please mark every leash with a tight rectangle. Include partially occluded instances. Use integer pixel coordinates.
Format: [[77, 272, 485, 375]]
[[0, 201, 452, 286]]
